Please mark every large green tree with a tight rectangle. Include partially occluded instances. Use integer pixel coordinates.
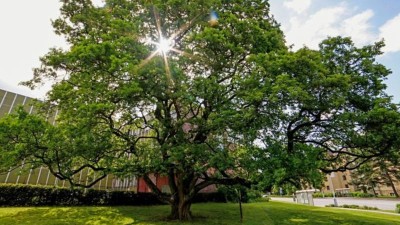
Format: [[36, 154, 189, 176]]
[[0, 0, 399, 221], [1, 0, 286, 220]]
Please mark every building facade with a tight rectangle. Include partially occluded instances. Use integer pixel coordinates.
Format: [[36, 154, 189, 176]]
[[321, 170, 400, 197], [321, 171, 354, 195]]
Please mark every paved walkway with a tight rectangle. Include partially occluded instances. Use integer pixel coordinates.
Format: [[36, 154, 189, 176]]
[[271, 197, 400, 211]]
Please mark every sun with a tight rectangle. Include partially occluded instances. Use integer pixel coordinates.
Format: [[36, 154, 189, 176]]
[[138, 7, 200, 86], [158, 37, 172, 54]]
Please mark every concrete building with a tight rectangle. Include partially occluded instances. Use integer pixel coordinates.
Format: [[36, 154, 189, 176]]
[[321, 171, 354, 196], [321, 170, 400, 197]]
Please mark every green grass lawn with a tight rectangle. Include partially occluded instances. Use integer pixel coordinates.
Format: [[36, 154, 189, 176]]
[[0, 201, 398, 225]]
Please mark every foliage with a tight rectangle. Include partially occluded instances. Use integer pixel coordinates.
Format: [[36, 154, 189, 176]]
[[1, 0, 400, 221], [0, 184, 223, 206], [1, 202, 400, 225], [245, 189, 264, 202], [0, 0, 287, 220], [349, 192, 375, 198], [396, 204, 400, 213], [326, 204, 378, 210], [252, 37, 400, 190], [313, 193, 334, 198], [0, 184, 161, 206], [192, 192, 226, 203], [315, 192, 375, 198], [251, 196, 271, 203]]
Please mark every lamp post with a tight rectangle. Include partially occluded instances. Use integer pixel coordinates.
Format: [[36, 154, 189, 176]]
[[329, 172, 338, 206]]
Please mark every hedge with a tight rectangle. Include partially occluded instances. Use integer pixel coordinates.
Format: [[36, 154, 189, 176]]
[[313, 192, 375, 198], [326, 204, 378, 210], [0, 184, 225, 206]]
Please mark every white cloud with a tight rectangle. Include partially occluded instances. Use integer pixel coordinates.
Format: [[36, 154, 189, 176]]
[[283, 0, 312, 14], [285, 6, 346, 49], [92, 0, 105, 7], [379, 14, 400, 53], [342, 10, 375, 46], [282, 3, 376, 50]]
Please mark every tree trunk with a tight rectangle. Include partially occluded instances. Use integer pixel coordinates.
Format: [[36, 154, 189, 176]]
[[385, 170, 399, 198], [169, 198, 192, 220], [142, 172, 196, 221], [370, 182, 377, 197]]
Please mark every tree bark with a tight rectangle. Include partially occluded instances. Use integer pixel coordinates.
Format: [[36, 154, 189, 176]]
[[370, 182, 377, 197], [169, 196, 193, 220], [384, 169, 399, 198]]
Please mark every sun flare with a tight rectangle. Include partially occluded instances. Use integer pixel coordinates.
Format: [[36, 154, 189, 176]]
[[158, 37, 172, 54]]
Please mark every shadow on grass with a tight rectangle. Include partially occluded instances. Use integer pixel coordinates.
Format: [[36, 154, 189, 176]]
[[0, 202, 399, 225], [0, 206, 158, 225]]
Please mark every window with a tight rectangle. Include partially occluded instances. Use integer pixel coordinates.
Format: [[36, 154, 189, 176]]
[[345, 184, 349, 188], [342, 175, 347, 181], [326, 185, 330, 190]]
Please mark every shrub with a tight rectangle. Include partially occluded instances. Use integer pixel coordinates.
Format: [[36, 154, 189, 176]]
[[252, 197, 270, 203], [327, 204, 378, 210], [313, 193, 333, 198], [350, 192, 375, 198], [217, 186, 246, 203], [396, 204, 400, 213], [217, 186, 263, 203], [246, 189, 263, 203], [0, 184, 223, 206], [361, 205, 378, 210], [335, 192, 352, 197], [342, 204, 354, 208], [193, 192, 226, 203], [315, 192, 376, 198]]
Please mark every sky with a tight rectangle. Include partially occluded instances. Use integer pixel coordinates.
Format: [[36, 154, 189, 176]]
[[0, 0, 399, 102]]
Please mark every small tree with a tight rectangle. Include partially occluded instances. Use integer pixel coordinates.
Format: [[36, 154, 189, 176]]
[[351, 159, 400, 197]]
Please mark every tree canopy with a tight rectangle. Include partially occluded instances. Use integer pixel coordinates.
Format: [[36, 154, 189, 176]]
[[0, 0, 399, 220]]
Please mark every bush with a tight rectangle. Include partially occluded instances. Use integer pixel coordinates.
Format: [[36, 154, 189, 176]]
[[252, 197, 270, 203], [246, 189, 263, 203], [326, 204, 378, 210], [217, 186, 245, 203], [315, 192, 377, 198], [362, 205, 378, 210], [350, 192, 375, 198], [313, 193, 333, 198], [396, 204, 400, 213], [0, 184, 224, 206], [335, 192, 352, 197], [193, 192, 226, 203], [342, 204, 359, 209], [217, 186, 262, 203]]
